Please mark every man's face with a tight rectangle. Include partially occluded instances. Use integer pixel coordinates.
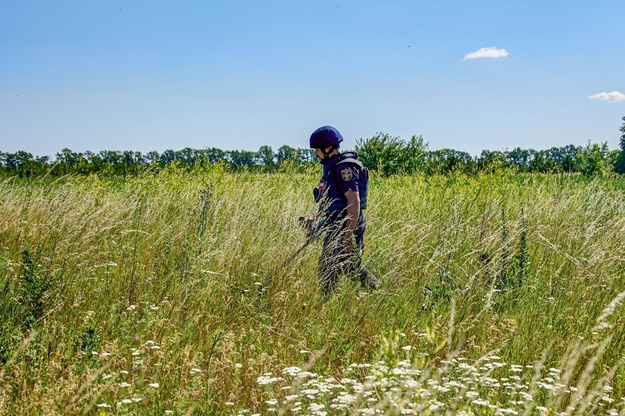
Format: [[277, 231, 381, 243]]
[[314, 148, 324, 160], [314, 147, 332, 161]]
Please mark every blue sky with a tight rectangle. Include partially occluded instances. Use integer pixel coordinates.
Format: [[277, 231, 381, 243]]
[[1, 1, 624, 157]]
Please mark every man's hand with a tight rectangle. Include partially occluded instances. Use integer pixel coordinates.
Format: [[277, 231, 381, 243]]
[[299, 216, 321, 240], [343, 234, 354, 253], [299, 216, 314, 228]]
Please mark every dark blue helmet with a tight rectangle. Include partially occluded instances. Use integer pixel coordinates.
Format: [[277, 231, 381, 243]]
[[309, 126, 343, 149]]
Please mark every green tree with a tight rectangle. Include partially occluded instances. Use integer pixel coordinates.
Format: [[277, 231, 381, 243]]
[[297, 148, 316, 164], [528, 150, 557, 173], [614, 116, 625, 174], [401, 135, 429, 173], [477, 150, 508, 173], [55, 148, 86, 174], [255, 145, 275, 168], [579, 142, 612, 177], [1, 151, 46, 177], [205, 148, 226, 164], [356, 133, 407, 175], [276, 145, 298, 165], [227, 150, 255, 168], [426, 149, 473, 175], [506, 148, 531, 172], [551, 145, 582, 173], [145, 150, 160, 165]]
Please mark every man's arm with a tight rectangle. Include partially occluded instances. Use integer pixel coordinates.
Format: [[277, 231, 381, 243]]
[[344, 190, 360, 252]]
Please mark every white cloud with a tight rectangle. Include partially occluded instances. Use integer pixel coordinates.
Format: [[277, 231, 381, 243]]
[[464, 47, 509, 60], [588, 91, 625, 103]]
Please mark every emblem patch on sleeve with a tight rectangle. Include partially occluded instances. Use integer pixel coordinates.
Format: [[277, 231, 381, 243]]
[[341, 168, 353, 181]]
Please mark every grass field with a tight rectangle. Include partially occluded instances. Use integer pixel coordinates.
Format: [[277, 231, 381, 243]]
[[2, 167, 625, 415]]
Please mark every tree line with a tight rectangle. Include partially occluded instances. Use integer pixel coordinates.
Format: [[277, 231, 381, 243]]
[[2, 117, 625, 178]]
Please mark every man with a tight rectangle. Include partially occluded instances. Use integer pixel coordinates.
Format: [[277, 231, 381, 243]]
[[308, 125, 378, 294]]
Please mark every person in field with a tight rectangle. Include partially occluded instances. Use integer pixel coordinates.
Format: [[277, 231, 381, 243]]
[[308, 125, 379, 294]]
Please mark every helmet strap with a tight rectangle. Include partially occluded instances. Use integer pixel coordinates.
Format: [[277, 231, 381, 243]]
[[322, 145, 338, 159]]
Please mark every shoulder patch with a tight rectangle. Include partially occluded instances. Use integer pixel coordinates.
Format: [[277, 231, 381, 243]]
[[340, 168, 353, 182]]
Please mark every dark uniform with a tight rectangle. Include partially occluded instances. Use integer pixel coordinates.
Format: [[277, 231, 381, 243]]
[[316, 152, 377, 294]]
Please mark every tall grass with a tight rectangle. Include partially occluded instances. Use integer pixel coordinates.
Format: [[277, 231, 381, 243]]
[[1, 168, 625, 414]]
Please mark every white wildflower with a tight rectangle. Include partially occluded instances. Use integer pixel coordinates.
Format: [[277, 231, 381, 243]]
[[459, 363, 477, 371], [444, 380, 465, 389], [497, 408, 519, 415], [334, 393, 357, 404], [302, 388, 319, 396], [473, 398, 491, 406], [282, 366, 301, 376], [149, 383, 159, 388], [537, 382, 555, 391], [429, 402, 444, 411], [96, 403, 111, 408], [404, 379, 420, 389], [257, 375, 282, 385], [119, 382, 131, 388], [126, 305, 137, 311], [466, 391, 480, 399], [434, 385, 450, 393]]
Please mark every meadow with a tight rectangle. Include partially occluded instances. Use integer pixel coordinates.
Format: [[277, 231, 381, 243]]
[[2, 166, 625, 415]]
